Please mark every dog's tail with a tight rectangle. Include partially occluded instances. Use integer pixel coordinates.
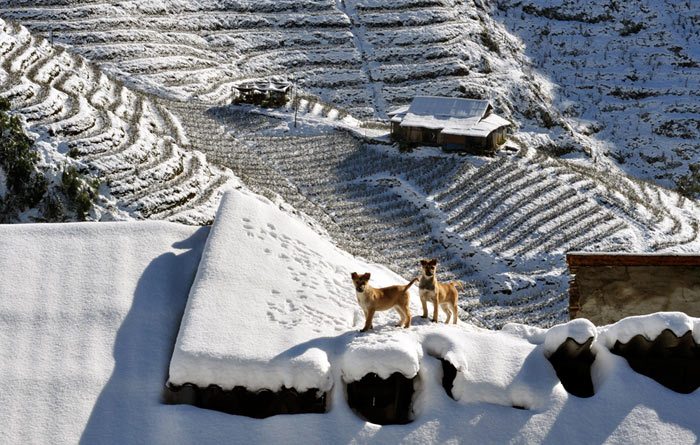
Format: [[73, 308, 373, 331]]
[[403, 278, 418, 292], [450, 280, 465, 291]]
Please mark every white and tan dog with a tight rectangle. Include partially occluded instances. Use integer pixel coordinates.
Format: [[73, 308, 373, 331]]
[[418, 259, 462, 324], [351, 272, 416, 332]]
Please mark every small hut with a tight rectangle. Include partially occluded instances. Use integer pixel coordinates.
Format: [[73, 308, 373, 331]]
[[233, 80, 292, 108], [388, 96, 510, 155]]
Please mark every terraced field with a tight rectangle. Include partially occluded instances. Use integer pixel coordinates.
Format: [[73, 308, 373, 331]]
[[496, 0, 700, 192], [2, 5, 699, 328], [0, 19, 236, 223], [169, 105, 700, 328], [0, 0, 563, 142]]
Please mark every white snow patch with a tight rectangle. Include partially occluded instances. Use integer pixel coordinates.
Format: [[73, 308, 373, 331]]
[[598, 312, 698, 347], [544, 318, 597, 357], [342, 329, 422, 382], [424, 327, 561, 411], [169, 189, 415, 392]]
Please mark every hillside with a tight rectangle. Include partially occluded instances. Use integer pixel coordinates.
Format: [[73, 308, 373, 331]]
[[0, 0, 582, 153], [495, 0, 700, 193], [0, 19, 237, 224], [156, 98, 699, 327], [0, 3, 699, 327]]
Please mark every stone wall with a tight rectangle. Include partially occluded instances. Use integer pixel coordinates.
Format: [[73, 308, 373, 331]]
[[567, 254, 700, 325]]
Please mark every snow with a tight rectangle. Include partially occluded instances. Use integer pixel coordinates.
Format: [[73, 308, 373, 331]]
[[543, 318, 597, 357], [169, 189, 421, 392], [598, 312, 700, 347], [442, 113, 512, 137], [341, 329, 422, 382], [0, 218, 210, 443], [400, 96, 488, 130], [0, 192, 699, 444]]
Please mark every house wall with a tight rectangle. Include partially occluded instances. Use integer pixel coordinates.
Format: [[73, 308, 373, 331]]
[[440, 133, 466, 146], [569, 265, 700, 325], [392, 126, 440, 144], [392, 125, 505, 156]]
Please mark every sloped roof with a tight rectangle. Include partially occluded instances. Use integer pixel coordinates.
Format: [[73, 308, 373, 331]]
[[234, 80, 291, 93], [400, 96, 490, 130], [387, 104, 410, 117], [441, 113, 512, 137]]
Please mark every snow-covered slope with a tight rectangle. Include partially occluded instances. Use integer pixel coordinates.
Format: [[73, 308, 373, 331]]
[[4, 0, 698, 191], [0, 19, 238, 223], [494, 0, 700, 192], [0, 0, 576, 150], [1, 3, 699, 328], [177, 114, 700, 328], [1, 195, 698, 444]]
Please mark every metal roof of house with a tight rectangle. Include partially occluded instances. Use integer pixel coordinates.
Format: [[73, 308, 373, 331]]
[[390, 96, 510, 137], [234, 80, 291, 93], [441, 113, 512, 137], [399, 96, 491, 130]]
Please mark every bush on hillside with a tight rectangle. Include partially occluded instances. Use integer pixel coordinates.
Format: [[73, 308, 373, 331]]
[[0, 98, 99, 222], [0, 98, 48, 220]]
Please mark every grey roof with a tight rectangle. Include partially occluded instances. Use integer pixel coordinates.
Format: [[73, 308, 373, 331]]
[[393, 96, 509, 136], [234, 80, 291, 93], [441, 113, 511, 137], [407, 96, 490, 119]]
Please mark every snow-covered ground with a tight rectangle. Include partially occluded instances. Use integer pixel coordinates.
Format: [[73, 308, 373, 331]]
[[494, 0, 700, 190], [1, 190, 698, 444]]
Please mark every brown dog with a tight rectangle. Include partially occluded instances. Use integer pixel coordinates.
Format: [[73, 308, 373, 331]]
[[418, 259, 461, 324], [351, 272, 416, 332]]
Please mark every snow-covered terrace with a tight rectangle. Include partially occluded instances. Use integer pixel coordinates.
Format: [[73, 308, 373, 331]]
[[0, 189, 698, 443]]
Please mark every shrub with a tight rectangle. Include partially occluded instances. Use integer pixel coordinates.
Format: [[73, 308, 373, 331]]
[[0, 99, 49, 217], [0, 100, 98, 221]]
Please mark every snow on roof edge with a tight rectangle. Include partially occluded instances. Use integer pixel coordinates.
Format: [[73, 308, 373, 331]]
[[597, 312, 699, 346]]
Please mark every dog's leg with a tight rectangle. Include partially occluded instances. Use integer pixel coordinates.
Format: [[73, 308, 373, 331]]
[[443, 304, 451, 324], [421, 295, 428, 318], [432, 297, 439, 323], [394, 306, 405, 327], [452, 302, 459, 324], [404, 304, 411, 328], [361, 307, 375, 332]]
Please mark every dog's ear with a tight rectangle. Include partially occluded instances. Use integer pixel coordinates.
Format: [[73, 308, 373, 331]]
[[429, 259, 438, 266], [363, 273, 371, 280], [351, 272, 358, 280], [420, 259, 427, 266]]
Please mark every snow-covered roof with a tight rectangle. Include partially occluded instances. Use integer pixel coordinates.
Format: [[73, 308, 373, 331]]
[[169, 189, 421, 392], [387, 104, 410, 117], [393, 96, 510, 136], [441, 113, 512, 137], [234, 80, 291, 93], [1, 191, 699, 444], [400, 96, 490, 130]]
